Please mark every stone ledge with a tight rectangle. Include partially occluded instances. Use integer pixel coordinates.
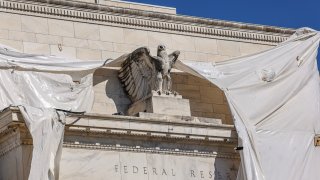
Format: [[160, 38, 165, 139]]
[[138, 112, 222, 124], [0, 107, 237, 142], [0, 107, 238, 159], [63, 142, 240, 159], [70, 112, 235, 129]]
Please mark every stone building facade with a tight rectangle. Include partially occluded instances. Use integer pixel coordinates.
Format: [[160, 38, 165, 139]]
[[0, 0, 295, 179]]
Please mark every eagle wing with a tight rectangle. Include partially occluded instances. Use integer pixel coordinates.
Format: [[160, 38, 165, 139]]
[[169, 50, 180, 67], [118, 47, 157, 102]]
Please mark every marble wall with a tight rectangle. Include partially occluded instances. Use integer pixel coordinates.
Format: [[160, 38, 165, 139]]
[[60, 148, 239, 180]]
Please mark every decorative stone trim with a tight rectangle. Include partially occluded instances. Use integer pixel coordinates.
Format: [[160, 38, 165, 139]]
[[65, 126, 237, 144], [63, 141, 240, 159], [0, 0, 293, 44], [0, 127, 21, 157]]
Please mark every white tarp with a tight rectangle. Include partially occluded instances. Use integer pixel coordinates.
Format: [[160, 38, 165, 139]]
[[175, 28, 320, 180], [0, 28, 319, 180], [0, 46, 105, 180]]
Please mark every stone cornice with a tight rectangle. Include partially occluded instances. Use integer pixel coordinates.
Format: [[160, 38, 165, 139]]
[[0, 125, 21, 157], [0, 107, 238, 159], [63, 141, 240, 159], [65, 125, 237, 145], [70, 113, 235, 130], [0, 0, 294, 44], [23, 0, 294, 34]]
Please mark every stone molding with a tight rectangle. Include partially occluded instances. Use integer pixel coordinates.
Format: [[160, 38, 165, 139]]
[[0, 107, 238, 157], [0, 107, 238, 159], [63, 141, 239, 159], [0, 126, 21, 157], [0, 0, 294, 44], [65, 125, 237, 144], [64, 114, 238, 159], [71, 113, 235, 130]]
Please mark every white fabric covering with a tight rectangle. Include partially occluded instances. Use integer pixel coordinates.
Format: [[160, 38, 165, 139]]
[[0, 46, 105, 180], [0, 28, 319, 180], [175, 28, 320, 180]]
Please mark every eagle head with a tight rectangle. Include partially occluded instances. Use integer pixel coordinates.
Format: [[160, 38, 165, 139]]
[[157, 44, 167, 58]]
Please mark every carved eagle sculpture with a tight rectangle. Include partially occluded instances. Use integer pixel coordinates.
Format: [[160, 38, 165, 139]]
[[118, 45, 180, 103]]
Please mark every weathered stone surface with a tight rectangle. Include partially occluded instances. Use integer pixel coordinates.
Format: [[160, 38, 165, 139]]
[[91, 102, 109, 114], [76, 48, 102, 60], [183, 51, 208, 62], [48, 19, 74, 37], [21, 16, 48, 34], [124, 29, 149, 45], [178, 90, 201, 100], [113, 43, 139, 53], [128, 94, 191, 116], [63, 37, 88, 48], [0, 12, 21, 31], [60, 147, 238, 180], [176, 84, 199, 91], [92, 70, 131, 115], [217, 40, 241, 57], [194, 37, 218, 54], [36, 34, 63, 45], [138, 112, 222, 124], [171, 34, 195, 52], [59, 148, 123, 180], [0, 29, 8, 39], [50, 45, 77, 59], [0, 39, 23, 51], [23, 42, 50, 55], [240, 42, 272, 55], [100, 26, 124, 43], [190, 102, 213, 113], [200, 87, 224, 104], [74, 22, 100, 40], [148, 31, 173, 49], [9, 31, 36, 42], [176, 84, 200, 100], [213, 104, 231, 114], [102, 51, 123, 59], [88, 40, 113, 51]]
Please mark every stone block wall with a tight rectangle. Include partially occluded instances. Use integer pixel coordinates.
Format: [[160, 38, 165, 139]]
[[0, 11, 274, 124], [171, 73, 233, 124], [93, 68, 131, 115]]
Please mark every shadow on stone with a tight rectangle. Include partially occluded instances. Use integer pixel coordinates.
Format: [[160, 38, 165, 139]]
[[93, 68, 131, 114]]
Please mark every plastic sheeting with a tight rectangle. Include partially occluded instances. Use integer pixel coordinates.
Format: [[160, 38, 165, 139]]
[[0, 28, 319, 180], [0, 46, 105, 180], [175, 28, 320, 180]]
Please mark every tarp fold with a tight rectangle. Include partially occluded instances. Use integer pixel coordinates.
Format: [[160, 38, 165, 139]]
[[176, 28, 320, 180], [0, 46, 105, 180], [0, 28, 319, 180]]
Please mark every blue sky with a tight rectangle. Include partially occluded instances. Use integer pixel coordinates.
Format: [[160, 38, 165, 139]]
[[126, 0, 320, 68]]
